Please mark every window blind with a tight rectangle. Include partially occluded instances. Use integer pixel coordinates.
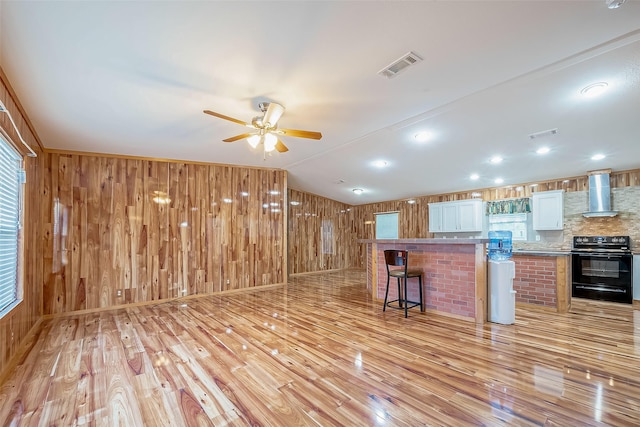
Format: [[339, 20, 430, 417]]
[[0, 138, 21, 313]]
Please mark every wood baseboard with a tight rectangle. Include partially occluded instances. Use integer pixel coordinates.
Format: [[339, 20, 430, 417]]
[[42, 282, 286, 320], [0, 317, 44, 386]]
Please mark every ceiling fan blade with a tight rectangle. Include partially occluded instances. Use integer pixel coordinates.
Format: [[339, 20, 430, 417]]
[[223, 133, 254, 142], [263, 103, 285, 127], [278, 128, 323, 140], [275, 139, 289, 153], [204, 110, 252, 127]]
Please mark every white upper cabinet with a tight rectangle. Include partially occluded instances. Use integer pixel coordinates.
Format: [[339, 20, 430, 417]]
[[457, 200, 483, 231], [532, 190, 564, 230], [429, 199, 483, 232], [441, 203, 460, 231], [428, 203, 444, 232]]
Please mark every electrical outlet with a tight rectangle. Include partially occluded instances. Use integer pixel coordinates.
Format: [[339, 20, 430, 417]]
[[116, 289, 123, 297], [226, 279, 230, 285], [536, 235, 541, 241]]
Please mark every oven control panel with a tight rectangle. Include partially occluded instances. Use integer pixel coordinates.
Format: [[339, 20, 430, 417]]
[[573, 235, 630, 251]]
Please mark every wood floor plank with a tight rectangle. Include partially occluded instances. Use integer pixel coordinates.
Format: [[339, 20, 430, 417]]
[[2, 269, 640, 425]]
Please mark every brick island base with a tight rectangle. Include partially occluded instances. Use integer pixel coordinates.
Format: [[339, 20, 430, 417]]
[[361, 239, 489, 324], [511, 251, 571, 313]]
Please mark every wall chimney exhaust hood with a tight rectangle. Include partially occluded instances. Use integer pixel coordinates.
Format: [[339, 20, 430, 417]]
[[583, 169, 617, 217]]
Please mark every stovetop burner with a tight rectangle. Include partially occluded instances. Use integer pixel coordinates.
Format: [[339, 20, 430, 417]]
[[572, 235, 631, 253]]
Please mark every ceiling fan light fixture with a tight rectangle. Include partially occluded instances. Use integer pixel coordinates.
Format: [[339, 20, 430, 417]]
[[247, 134, 261, 148], [205, 103, 320, 156], [264, 133, 278, 152], [262, 103, 285, 128]]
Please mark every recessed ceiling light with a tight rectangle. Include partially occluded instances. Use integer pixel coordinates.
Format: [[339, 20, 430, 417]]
[[591, 153, 606, 161], [490, 156, 503, 164], [580, 82, 608, 98], [606, 0, 626, 9], [494, 178, 504, 184], [290, 201, 300, 206], [407, 199, 416, 204], [372, 160, 388, 168], [470, 174, 479, 180], [352, 188, 364, 195], [414, 131, 431, 142], [536, 146, 550, 155]]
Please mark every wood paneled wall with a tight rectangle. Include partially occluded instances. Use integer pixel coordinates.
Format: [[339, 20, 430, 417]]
[[0, 69, 45, 381], [1, 65, 288, 379], [41, 152, 287, 315], [288, 189, 353, 274], [289, 170, 640, 273]]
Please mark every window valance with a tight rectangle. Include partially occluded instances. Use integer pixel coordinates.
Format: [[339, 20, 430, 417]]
[[486, 198, 531, 215]]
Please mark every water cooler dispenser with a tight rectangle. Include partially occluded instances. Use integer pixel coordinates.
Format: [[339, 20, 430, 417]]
[[488, 231, 516, 324]]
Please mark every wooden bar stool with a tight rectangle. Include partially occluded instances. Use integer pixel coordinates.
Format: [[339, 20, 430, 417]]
[[383, 249, 424, 318]]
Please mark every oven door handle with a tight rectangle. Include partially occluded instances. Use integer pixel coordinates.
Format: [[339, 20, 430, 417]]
[[572, 253, 626, 258], [574, 285, 627, 293]]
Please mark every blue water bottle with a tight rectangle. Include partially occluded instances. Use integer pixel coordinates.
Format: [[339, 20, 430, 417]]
[[488, 230, 512, 260]]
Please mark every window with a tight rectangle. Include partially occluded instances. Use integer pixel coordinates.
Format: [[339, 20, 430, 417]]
[[0, 136, 22, 315], [488, 213, 528, 241], [375, 211, 399, 239]]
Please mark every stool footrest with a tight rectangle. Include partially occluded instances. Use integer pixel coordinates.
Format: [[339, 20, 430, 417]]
[[385, 299, 422, 310]]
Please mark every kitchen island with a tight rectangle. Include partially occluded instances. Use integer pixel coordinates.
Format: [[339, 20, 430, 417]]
[[511, 250, 572, 313], [360, 238, 489, 324]]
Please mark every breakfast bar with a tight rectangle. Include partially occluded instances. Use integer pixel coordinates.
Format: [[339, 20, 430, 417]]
[[361, 238, 489, 324]]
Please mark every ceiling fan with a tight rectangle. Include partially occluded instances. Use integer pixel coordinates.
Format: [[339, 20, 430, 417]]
[[203, 102, 322, 154]]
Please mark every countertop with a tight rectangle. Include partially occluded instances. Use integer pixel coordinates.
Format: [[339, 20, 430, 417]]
[[359, 238, 490, 244], [511, 249, 571, 257]]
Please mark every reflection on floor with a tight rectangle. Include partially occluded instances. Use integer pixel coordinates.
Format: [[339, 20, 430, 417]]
[[1, 269, 639, 425]]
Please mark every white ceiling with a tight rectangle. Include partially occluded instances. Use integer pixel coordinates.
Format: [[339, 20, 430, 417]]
[[2, 1, 640, 204]]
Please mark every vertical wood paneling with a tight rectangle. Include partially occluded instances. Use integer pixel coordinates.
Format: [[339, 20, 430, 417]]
[[0, 70, 45, 382], [287, 189, 353, 274], [37, 153, 286, 316], [556, 256, 570, 313]]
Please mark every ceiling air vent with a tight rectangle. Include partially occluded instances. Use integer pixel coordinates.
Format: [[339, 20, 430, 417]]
[[528, 128, 558, 140], [378, 51, 422, 78]]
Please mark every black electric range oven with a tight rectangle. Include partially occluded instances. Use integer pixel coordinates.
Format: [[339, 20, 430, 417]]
[[571, 236, 633, 304]]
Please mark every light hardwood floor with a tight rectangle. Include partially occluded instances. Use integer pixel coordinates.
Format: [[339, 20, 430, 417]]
[[1, 269, 639, 426]]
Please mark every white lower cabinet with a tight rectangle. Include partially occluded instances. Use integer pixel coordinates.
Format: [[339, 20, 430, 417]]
[[429, 199, 483, 233]]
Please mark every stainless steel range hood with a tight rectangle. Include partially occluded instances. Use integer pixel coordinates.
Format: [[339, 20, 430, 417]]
[[583, 169, 618, 217]]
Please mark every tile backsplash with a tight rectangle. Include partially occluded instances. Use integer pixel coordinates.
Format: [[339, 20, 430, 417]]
[[516, 187, 640, 252]]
